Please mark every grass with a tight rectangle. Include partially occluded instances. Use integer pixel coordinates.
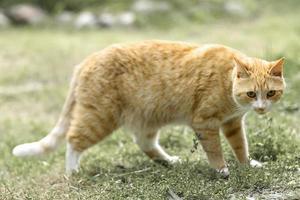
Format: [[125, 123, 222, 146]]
[[1, 10, 300, 200]]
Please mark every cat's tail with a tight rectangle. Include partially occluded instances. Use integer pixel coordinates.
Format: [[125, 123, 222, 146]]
[[12, 65, 81, 157]]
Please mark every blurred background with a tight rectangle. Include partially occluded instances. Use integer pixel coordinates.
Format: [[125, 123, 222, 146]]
[[0, 0, 267, 28], [0, 0, 299, 199], [0, 0, 297, 30]]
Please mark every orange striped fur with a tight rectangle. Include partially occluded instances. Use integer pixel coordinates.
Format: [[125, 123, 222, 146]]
[[13, 40, 285, 176]]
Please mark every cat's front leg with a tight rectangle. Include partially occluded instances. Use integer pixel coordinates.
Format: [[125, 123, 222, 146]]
[[193, 127, 228, 177], [221, 117, 262, 168]]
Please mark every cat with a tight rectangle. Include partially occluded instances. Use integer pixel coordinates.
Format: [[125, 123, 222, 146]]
[[12, 40, 285, 176]]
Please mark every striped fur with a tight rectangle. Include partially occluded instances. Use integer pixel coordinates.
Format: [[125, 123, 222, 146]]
[[12, 40, 285, 175]]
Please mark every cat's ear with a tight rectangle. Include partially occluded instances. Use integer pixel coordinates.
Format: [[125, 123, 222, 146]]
[[270, 57, 284, 77], [233, 57, 249, 78]]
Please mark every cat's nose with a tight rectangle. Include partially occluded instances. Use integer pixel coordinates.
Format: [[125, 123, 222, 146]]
[[254, 107, 266, 114]]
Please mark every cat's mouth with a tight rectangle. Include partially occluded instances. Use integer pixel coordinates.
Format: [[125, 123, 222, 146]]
[[254, 108, 268, 115]]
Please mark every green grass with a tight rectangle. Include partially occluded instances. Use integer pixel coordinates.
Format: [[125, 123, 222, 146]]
[[1, 11, 300, 199]]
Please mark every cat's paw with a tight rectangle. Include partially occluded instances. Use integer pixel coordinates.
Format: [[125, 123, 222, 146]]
[[168, 156, 181, 164], [250, 159, 263, 168], [66, 167, 80, 176], [155, 156, 181, 167], [216, 167, 230, 178]]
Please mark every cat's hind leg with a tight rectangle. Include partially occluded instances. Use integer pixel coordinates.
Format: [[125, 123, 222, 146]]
[[134, 130, 180, 164], [65, 103, 117, 174], [66, 142, 81, 175]]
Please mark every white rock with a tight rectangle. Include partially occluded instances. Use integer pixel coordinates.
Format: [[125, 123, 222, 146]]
[[0, 12, 10, 27], [75, 11, 97, 29], [224, 1, 247, 16], [56, 11, 74, 24], [98, 13, 116, 28], [118, 12, 136, 26], [132, 0, 171, 13], [8, 4, 46, 25]]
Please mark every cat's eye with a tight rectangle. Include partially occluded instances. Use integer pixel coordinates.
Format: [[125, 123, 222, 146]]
[[267, 90, 276, 98], [246, 91, 256, 98]]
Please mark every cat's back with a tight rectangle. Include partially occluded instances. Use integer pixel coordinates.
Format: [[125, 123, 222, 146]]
[[78, 40, 204, 85], [105, 41, 242, 73], [80, 40, 240, 74], [115, 40, 199, 54], [76, 41, 241, 127], [104, 40, 200, 67]]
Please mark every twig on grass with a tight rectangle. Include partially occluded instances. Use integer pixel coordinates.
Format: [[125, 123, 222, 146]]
[[114, 167, 152, 177], [166, 188, 183, 200]]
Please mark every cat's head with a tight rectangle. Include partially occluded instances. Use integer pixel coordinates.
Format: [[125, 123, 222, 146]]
[[232, 56, 285, 114]]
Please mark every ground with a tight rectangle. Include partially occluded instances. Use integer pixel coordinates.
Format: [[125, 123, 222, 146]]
[[0, 11, 300, 200]]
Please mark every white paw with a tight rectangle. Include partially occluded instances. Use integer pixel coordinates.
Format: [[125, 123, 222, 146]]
[[168, 156, 181, 164], [250, 159, 263, 168], [217, 167, 230, 178], [66, 167, 79, 176]]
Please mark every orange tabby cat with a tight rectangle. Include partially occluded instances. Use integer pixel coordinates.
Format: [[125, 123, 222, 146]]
[[12, 40, 285, 176]]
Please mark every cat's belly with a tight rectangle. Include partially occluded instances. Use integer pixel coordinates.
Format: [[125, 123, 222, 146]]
[[121, 105, 191, 130]]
